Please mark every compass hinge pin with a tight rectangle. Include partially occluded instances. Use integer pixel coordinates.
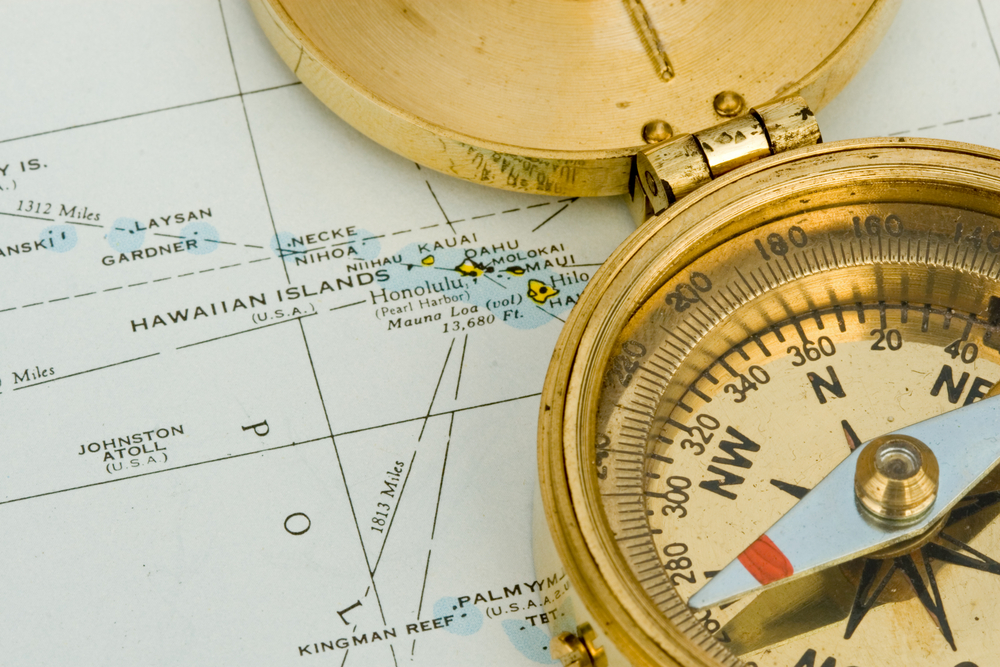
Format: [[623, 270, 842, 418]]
[[549, 623, 608, 667], [626, 96, 821, 225]]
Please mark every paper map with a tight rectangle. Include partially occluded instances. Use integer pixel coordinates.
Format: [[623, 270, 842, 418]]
[[1, 1, 999, 665]]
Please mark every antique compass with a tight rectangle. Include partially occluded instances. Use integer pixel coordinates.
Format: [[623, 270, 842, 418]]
[[250, 1, 1000, 665], [536, 138, 1000, 667]]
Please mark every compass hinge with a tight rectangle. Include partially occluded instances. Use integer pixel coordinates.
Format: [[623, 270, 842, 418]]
[[549, 623, 608, 667], [626, 96, 821, 225]]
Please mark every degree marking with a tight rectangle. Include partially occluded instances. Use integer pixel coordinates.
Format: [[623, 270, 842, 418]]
[[962, 316, 975, 341], [728, 283, 748, 304], [717, 358, 739, 378], [678, 319, 704, 343], [751, 335, 771, 357], [648, 358, 674, 373], [618, 403, 653, 417], [834, 305, 846, 332], [731, 266, 754, 297], [795, 252, 808, 275], [853, 302, 865, 324], [791, 318, 809, 344], [688, 385, 712, 403], [767, 263, 782, 288], [811, 310, 825, 330], [778, 255, 793, 281], [696, 301, 720, 321], [712, 294, 732, 312], [640, 366, 669, 381], [633, 387, 660, 403]]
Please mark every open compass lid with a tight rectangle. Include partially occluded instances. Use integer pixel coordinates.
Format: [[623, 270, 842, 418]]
[[249, 0, 899, 197]]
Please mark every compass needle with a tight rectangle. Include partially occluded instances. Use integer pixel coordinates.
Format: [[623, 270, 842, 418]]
[[690, 395, 1000, 610]]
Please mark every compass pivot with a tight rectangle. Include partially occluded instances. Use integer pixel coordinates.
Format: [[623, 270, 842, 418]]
[[855, 434, 939, 521]]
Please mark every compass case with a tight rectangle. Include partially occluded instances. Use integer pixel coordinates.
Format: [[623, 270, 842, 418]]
[[249, 0, 899, 197], [538, 138, 1000, 666]]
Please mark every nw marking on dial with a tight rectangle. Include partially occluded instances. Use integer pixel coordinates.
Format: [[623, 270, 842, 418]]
[[844, 490, 1000, 649]]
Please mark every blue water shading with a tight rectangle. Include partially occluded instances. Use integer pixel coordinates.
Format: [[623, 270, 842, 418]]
[[106, 217, 145, 252], [433, 597, 483, 636], [180, 221, 220, 255], [270, 231, 300, 262], [350, 229, 380, 260], [501, 619, 558, 664], [380, 243, 586, 330], [40, 224, 77, 253]]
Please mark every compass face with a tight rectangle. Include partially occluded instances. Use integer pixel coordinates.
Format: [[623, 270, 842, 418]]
[[634, 225, 1000, 664], [539, 140, 1000, 667]]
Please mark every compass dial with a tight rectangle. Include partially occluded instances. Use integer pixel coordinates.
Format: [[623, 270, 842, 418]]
[[539, 139, 1000, 666]]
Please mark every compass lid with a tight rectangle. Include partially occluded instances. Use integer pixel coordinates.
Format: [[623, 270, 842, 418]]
[[250, 0, 900, 197]]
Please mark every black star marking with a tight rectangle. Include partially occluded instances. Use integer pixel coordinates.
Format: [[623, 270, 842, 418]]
[[844, 559, 898, 641], [895, 554, 955, 650], [947, 489, 1000, 526], [769, 478, 810, 500], [843, 488, 1000, 650], [841, 419, 862, 451]]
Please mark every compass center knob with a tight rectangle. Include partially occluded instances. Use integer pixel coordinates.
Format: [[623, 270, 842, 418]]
[[855, 434, 939, 521], [876, 442, 922, 479]]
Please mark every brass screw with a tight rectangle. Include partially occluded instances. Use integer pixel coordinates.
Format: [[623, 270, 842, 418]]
[[641, 120, 673, 144], [855, 434, 939, 520], [713, 91, 745, 117]]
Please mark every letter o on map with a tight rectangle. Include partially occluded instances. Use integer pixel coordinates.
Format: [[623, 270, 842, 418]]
[[284, 512, 311, 535]]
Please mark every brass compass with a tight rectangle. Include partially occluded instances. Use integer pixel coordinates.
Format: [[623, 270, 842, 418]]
[[251, 2, 1000, 665], [537, 138, 1000, 666], [247, 0, 896, 196]]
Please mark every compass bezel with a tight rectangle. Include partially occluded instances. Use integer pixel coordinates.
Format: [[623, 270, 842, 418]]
[[538, 138, 1000, 666]]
